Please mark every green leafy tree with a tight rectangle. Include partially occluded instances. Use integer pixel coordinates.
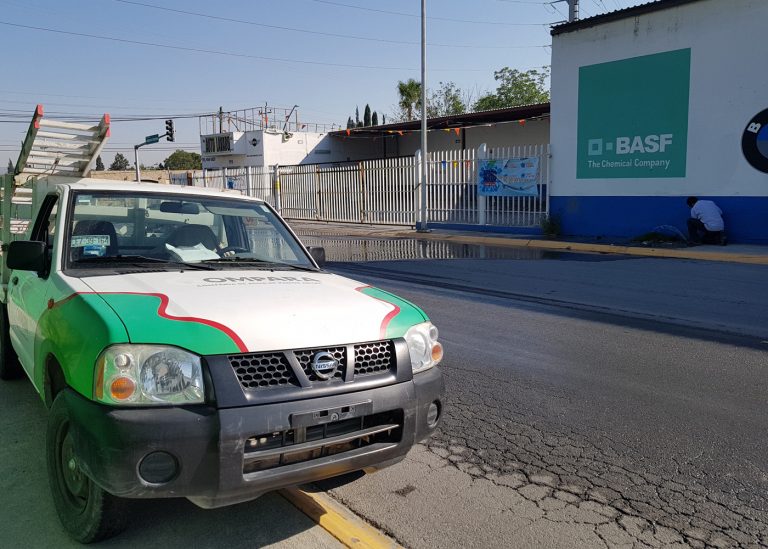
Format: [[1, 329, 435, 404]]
[[95, 155, 105, 171], [427, 81, 467, 118], [371, 111, 379, 126], [6, 158, 13, 175], [396, 78, 422, 121], [109, 153, 130, 171], [163, 150, 202, 170], [355, 106, 360, 127], [346, 116, 355, 129], [363, 104, 372, 127], [473, 66, 550, 111]]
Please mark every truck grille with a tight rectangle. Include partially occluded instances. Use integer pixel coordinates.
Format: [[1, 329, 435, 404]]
[[229, 353, 299, 389], [242, 410, 403, 474], [354, 341, 395, 377], [228, 339, 396, 391]]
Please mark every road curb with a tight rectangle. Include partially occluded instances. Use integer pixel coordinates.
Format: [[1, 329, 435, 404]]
[[280, 487, 403, 549], [379, 231, 768, 265]]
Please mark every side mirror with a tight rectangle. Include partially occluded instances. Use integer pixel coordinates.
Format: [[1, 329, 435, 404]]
[[7, 240, 47, 273], [307, 246, 326, 268]]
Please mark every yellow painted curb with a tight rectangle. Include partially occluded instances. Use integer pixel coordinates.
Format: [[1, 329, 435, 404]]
[[280, 487, 403, 549], [380, 231, 768, 265]]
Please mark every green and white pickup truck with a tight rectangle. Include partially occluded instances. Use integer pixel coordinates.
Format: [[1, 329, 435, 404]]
[[0, 107, 444, 543]]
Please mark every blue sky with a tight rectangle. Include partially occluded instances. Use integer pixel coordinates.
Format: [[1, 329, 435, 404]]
[[0, 0, 646, 167]]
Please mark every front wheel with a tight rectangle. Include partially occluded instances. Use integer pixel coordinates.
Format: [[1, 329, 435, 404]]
[[47, 391, 130, 543], [0, 304, 21, 380]]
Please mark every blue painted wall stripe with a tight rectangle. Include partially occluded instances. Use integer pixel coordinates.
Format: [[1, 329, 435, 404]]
[[550, 196, 768, 243]]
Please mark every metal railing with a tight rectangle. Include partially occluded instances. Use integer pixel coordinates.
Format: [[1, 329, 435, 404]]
[[171, 144, 550, 229]]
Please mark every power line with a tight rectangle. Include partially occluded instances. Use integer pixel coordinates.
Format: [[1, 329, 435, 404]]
[[114, 0, 551, 49], [308, 0, 552, 26], [0, 20, 496, 72]]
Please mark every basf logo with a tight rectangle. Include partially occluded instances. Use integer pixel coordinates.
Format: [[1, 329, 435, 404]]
[[577, 49, 691, 179]]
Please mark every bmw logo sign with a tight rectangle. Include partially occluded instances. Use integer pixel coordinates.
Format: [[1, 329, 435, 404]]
[[742, 108, 768, 173]]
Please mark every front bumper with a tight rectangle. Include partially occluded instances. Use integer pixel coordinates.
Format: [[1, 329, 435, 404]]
[[66, 366, 443, 508]]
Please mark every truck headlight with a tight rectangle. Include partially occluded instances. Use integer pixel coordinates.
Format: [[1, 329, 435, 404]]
[[405, 322, 443, 374], [95, 345, 204, 406]]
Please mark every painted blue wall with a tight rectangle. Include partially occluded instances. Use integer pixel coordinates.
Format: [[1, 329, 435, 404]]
[[550, 196, 768, 243]]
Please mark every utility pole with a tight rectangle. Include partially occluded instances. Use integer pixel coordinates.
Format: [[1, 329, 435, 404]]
[[418, 0, 429, 232], [568, 0, 579, 22], [551, 0, 579, 22]]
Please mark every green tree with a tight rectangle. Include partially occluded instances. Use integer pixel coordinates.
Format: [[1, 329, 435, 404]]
[[95, 155, 105, 171], [473, 67, 550, 111], [427, 81, 467, 118], [371, 111, 379, 126], [346, 116, 355, 129], [163, 150, 202, 170], [363, 104, 372, 127], [109, 153, 130, 171], [355, 106, 360, 127], [6, 158, 13, 175], [396, 78, 422, 121]]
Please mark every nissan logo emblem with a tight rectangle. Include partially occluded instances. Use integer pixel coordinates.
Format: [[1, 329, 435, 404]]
[[311, 352, 339, 380]]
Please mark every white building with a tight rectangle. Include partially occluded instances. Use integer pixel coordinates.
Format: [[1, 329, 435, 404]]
[[550, 0, 768, 242]]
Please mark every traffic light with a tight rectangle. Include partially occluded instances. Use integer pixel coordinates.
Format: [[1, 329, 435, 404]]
[[165, 119, 174, 142]]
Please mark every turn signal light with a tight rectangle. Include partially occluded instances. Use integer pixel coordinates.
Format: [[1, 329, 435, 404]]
[[110, 376, 136, 401], [431, 342, 444, 363]]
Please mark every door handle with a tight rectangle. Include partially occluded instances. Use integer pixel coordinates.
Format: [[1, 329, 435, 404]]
[[10, 276, 18, 286]]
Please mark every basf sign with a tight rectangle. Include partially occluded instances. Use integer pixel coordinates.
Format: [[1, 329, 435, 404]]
[[576, 49, 691, 179]]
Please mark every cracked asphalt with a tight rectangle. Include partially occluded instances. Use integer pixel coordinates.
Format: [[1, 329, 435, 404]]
[[316, 247, 768, 549]]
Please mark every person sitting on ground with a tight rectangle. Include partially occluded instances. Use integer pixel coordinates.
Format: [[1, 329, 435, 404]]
[[686, 196, 726, 245]]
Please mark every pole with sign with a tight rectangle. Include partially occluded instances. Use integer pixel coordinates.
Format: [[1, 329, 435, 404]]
[[133, 134, 162, 182]]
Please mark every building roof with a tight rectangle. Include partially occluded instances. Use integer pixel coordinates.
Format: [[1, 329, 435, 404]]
[[551, 0, 705, 36], [330, 103, 550, 137]]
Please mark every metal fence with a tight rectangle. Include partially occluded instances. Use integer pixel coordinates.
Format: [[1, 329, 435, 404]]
[[171, 144, 550, 229]]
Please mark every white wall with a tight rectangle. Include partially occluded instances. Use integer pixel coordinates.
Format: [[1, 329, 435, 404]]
[[550, 0, 768, 197]]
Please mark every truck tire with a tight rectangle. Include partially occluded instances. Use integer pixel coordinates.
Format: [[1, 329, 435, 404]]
[[47, 391, 130, 543], [0, 304, 21, 380]]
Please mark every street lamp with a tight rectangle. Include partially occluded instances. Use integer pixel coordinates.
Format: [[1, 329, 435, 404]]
[[419, 0, 429, 232]]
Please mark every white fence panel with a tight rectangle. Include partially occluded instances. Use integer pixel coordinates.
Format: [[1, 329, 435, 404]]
[[176, 144, 549, 229]]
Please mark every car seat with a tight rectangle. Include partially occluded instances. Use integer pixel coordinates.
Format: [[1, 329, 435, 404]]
[[165, 224, 220, 251]]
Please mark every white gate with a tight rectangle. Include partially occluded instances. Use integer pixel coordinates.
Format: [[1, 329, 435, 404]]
[[173, 144, 550, 229], [427, 144, 550, 227]]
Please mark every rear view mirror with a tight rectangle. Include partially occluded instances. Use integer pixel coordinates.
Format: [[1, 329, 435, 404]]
[[159, 201, 199, 214], [307, 246, 326, 268], [7, 240, 47, 273]]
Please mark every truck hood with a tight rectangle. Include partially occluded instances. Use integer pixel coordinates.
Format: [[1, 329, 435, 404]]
[[79, 269, 427, 355]]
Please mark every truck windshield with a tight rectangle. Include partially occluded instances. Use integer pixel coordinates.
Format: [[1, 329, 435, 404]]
[[66, 191, 315, 270]]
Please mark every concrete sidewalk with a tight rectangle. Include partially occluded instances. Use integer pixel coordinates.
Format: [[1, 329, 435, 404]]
[[288, 221, 768, 266]]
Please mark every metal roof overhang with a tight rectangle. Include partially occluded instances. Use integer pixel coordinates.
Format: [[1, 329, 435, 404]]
[[330, 103, 550, 138]]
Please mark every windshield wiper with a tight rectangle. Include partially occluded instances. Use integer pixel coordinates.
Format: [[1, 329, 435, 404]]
[[204, 257, 319, 271], [74, 255, 216, 271]]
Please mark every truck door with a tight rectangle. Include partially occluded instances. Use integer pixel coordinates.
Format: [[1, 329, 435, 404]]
[[7, 194, 58, 375]]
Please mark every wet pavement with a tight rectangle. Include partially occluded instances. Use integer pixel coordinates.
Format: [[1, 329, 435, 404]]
[[297, 234, 640, 263]]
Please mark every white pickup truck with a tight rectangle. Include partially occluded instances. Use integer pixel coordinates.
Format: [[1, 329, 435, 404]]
[[0, 108, 444, 543]]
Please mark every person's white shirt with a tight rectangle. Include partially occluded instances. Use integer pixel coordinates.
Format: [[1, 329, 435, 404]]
[[690, 200, 724, 231]]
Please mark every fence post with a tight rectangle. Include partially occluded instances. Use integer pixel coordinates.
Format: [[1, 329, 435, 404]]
[[273, 164, 282, 213], [359, 162, 367, 223], [477, 143, 487, 226], [414, 150, 423, 229], [245, 167, 252, 197], [221, 168, 228, 189]]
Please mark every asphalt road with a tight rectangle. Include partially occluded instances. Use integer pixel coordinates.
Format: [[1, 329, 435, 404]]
[[315, 242, 768, 549]]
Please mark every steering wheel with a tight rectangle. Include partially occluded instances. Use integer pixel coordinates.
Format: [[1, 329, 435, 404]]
[[219, 246, 250, 256]]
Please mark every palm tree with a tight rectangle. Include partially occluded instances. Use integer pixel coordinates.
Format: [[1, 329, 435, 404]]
[[397, 79, 422, 121]]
